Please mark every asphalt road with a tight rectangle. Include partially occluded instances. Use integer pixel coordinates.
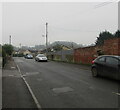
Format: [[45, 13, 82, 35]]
[[14, 57, 119, 108]]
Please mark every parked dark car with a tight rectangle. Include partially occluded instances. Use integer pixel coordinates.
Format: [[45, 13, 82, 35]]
[[24, 54, 33, 59], [91, 55, 120, 80]]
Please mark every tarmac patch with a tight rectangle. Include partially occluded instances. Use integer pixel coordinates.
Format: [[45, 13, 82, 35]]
[[26, 72, 39, 76], [37, 78, 43, 81], [52, 87, 73, 94], [11, 67, 16, 69], [15, 59, 24, 63], [8, 75, 20, 77], [8, 75, 15, 77]]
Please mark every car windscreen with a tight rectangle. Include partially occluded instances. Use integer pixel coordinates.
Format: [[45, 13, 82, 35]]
[[38, 54, 45, 57], [28, 55, 33, 57]]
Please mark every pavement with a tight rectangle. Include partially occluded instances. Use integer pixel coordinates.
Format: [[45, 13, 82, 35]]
[[2, 58, 37, 109], [0, 57, 2, 109]]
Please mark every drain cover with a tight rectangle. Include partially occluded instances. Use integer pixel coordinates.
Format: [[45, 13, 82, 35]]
[[52, 87, 73, 94]]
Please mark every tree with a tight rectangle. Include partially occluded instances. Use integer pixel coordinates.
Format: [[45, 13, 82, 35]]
[[2, 46, 7, 67], [114, 30, 120, 38], [95, 30, 114, 46], [0, 44, 2, 57], [2, 44, 14, 56]]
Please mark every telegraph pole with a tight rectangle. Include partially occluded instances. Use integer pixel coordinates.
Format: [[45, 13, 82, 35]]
[[9, 35, 11, 45], [19, 43, 21, 48], [46, 22, 48, 55]]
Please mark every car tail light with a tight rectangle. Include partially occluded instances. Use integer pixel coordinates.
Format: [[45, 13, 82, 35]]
[[92, 60, 95, 64]]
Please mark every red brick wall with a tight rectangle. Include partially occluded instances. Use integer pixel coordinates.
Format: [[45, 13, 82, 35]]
[[103, 38, 120, 55], [74, 38, 120, 64], [74, 46, 98, 64]]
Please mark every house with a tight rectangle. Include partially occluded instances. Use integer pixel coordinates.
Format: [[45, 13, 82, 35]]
[[23, 50, 31, 55]]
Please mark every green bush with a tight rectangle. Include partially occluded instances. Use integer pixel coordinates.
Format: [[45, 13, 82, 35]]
[[66, 55, 74, 63], [2, 44, 14, 56], [2, 48, 7, 67], [2, 44, 14, 67], [13, 53, 24, 57]]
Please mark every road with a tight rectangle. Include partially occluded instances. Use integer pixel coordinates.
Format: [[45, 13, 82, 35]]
[[14, 57, 119, 108]]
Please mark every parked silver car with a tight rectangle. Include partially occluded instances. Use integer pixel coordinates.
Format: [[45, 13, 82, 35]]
[[35, 54, 48, 62]]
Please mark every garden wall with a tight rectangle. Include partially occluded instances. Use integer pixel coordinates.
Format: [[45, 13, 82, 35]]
[[74, 38, 120, 64]]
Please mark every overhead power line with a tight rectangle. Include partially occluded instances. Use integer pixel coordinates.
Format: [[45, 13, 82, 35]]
[[94, 0, 119, 9]]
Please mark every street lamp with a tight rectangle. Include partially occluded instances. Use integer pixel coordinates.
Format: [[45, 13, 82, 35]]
[[9, 35, 11, 45], [46, 22, 48, 55], [42, 22, 48, 56], [42, 34, 47, 54]]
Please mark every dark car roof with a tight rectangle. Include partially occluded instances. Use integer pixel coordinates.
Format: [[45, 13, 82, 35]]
[[97, 55, 120, 60]]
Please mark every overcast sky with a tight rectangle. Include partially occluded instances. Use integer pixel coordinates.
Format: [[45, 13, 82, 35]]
[[2, 1, 118, 47]]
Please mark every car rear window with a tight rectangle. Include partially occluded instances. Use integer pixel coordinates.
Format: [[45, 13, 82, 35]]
[[117, 56, 120, 60], [98, 57, 106, 62]]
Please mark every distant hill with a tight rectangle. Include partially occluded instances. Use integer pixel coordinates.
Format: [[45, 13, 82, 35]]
[[48, 41, 83, 49]]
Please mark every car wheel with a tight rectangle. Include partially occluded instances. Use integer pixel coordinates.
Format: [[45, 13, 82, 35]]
[[91, 67, 98, 77]]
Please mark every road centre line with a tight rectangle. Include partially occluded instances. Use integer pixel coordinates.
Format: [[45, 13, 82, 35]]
[[16, 65, 42, 109]]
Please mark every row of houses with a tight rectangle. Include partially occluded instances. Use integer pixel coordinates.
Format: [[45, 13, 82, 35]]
[[13, 45, 72, 57], [13, 49, 41, 57]]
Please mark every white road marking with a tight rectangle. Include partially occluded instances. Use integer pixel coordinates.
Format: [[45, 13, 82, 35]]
[[16, 65, 42, 109], [22, 75, 26, 77], [112, 92, 120, 96]]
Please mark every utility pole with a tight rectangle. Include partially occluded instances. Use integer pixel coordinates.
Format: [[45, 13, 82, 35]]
[[19, 43, 21, 48], [46, 22, 48, 55], [9, 35, 11, 45], [72, 42, 74, 49]]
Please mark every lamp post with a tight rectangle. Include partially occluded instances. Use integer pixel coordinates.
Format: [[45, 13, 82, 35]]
[[42, 22, 48, 56], [46, 22, 48, 56], [9, 35, 11, 45]]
